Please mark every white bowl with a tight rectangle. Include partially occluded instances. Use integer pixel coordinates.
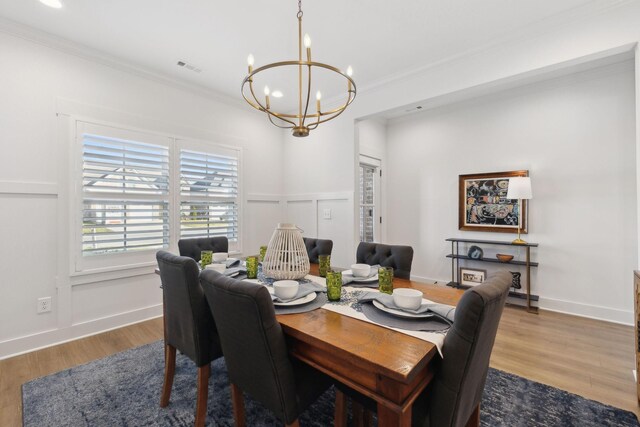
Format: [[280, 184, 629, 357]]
[[206, 263, 226, 273], [392, 288, 423, 310], [350, 263, 371, 278], [212, 252, 228, 262], [273, 280, 299, 300]]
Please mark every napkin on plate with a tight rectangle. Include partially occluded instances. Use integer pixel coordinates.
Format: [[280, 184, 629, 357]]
[[271, 282, 325, 303], [358, 291, 456, 322], [342, 264, 380, 286], [226, 258, 241, 268], [224, 267, 247, 278]]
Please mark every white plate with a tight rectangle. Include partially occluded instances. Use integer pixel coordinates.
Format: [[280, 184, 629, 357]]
[[272, 292, 317, 307], [342, 270, 379, 283], [372, 299, 435, 319]]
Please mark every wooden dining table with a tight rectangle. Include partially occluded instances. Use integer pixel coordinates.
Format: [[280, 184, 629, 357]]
[[276, 264, 466, 427]]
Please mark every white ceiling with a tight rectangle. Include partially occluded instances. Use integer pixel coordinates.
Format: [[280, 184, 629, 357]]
[[0, 0, 601, 109]]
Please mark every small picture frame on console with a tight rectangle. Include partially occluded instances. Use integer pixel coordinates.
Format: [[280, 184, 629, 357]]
[[459, 267, 487, 287]]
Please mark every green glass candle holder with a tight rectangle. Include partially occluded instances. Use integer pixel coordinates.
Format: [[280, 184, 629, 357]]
[[246, 256, 258, 279], [259, 245, 268, 263], [201, 251, 213, 268], [318, 254, 331, 277], [378, 266, 394, 294], [326, 270, 342, 301]]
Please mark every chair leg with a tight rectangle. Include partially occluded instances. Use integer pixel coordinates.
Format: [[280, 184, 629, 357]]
[[195, 364, 210, 427], [465, 403, 480, 427], [334, 389, 348, 427], [231, 383, 246, 427], [160, 344, 176, 407]]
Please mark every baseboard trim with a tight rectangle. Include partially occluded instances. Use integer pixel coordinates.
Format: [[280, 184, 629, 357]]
[[410, 274, 633, 326], [0, 304, 162, 360], [538, 297, 633, 326]]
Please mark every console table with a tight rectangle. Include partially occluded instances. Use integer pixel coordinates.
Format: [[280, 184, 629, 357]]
[[446, 237, 539, 313]]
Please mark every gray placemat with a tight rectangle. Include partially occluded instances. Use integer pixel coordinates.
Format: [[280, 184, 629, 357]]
[[346, 281, 379, 289], [274, 292, 328, 315], [360, 303, 451, 332]]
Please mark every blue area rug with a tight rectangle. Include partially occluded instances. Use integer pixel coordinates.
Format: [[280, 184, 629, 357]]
[[22, 340, 639, 426]]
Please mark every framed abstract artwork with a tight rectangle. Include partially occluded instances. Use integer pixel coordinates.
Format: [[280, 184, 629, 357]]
[[459, 170, 529, 234]]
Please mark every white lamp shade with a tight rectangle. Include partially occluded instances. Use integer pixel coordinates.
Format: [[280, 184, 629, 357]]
[[506, 177, 532, 200]]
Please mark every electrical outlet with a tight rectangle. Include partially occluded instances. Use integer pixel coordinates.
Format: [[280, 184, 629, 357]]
[[37, 297, 52, 314], [323, 209, 331, 220]]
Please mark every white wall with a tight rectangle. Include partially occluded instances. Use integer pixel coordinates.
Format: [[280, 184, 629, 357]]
[[385, 61, 637, 323], [0, 30, 284, 358], [281, 1, 640, 324]]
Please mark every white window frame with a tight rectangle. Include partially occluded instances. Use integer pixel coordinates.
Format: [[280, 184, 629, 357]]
[[175, 138, 243, 254], [359, 154, 381, 243], [70, 118, 243, 275]]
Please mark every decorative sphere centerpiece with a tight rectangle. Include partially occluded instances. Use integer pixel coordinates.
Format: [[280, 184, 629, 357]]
[[262, 223, 310, 280]]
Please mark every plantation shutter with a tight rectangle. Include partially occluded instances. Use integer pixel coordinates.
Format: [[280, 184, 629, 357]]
[[179, 149, 239, 242], [82, 132, 170, 255]]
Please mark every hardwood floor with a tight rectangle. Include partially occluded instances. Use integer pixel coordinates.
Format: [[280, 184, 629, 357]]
[[0, 308, 637, 426]]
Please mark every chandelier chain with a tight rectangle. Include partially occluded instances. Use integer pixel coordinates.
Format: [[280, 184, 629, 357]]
[[297, 0, 303, 18]]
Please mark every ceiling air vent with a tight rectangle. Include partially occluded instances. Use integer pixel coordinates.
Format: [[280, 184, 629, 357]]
[[404, 105, 423, 113], [176, 61, 202, 73]]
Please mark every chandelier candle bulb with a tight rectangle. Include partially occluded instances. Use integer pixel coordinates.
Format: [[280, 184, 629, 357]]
[[247, 54, 254, 75], [316, 91, 321, 112]]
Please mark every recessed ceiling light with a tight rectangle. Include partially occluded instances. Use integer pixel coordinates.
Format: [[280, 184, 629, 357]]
[[39, 0, 63, 9], [271, 91, 283, 98]]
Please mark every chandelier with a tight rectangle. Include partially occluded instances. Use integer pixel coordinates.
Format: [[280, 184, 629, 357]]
[[241, 0, 356, 137]]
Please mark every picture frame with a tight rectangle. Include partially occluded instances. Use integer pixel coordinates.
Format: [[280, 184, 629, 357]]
[[459, 267, 487, 287], [458, 170, 529, 234]]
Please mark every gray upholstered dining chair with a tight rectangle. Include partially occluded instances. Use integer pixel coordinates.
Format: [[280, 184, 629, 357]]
[[356, 242, 414, 279], [200, 270, 333, 427], [335, 270, 512, 427], [178, 236, 229, 262], [303, 237, 333, 263], [156, 250, 224, 427]]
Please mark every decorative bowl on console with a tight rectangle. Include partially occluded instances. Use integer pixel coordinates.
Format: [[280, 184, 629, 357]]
[[496, 254, 514, 263]]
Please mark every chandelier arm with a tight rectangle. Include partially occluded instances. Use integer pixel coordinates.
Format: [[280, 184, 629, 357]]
[[268, 114, 296, 129], [314, 90, 356, 118], [246, 80, 298, 126], [301, 64, 312, 128], [311, 91, 355, 126]]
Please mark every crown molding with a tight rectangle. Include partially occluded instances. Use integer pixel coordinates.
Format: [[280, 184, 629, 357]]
[[0, 16, 247, 110], [354, 0, 637, 97]]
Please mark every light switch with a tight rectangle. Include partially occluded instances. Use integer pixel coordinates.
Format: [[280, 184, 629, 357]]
[[323, 208, 332, 219]]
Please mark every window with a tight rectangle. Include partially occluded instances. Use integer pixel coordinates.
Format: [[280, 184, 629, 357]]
[[74, 121, 242, 272], [179, 149, 239, 244], [81, 130, 170, 255], [359, 156, 381, 243]]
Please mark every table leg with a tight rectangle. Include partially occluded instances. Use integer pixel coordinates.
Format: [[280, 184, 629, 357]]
[[377, 402, 411, 427]]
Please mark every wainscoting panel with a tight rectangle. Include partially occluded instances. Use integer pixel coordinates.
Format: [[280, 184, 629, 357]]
[[285, 199, 316, 237], [245, 195, 284, 255], [283, 192, 355, 268], [317, 198, 353, 267]]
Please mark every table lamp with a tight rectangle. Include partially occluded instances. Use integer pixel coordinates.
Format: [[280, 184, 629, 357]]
[[506, 177, 532, 244]]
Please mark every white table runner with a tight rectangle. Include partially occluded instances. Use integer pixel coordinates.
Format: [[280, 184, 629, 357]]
[[303, 275, 447, 355], [245, 275, 447, 355]]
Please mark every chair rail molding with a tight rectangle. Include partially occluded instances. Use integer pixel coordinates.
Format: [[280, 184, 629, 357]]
[[0, 180, 58, 196]]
